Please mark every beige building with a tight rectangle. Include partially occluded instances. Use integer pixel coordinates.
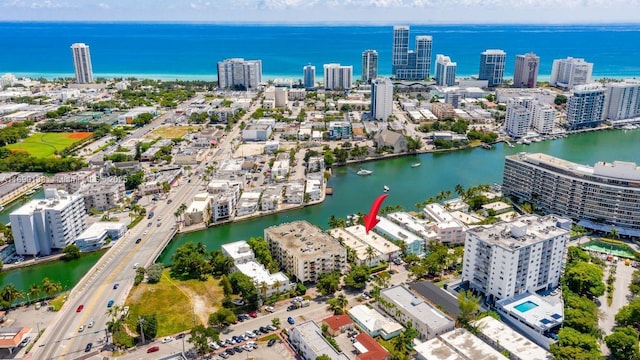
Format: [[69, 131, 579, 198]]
[[265, 221, 347, 283], [44, 169, 98, 194], [77, 179, 125, 211], [0, 172, 45, 206]]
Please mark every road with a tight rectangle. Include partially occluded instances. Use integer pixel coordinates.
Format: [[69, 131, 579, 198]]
[[33, 98, 261, 359]]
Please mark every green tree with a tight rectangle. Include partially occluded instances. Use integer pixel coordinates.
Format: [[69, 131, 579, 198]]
[[629, 269, 640, 297], [27, 284, 41, 302], [550, 327, 601, 360], [247, 237, 279, 273], [343, 265, 370, 290], [563, 262, 605, 298], [220, 275, 233, 297], [41, 277, 62, 297], [208, 308, 237, 328], [188, 325, 219, 356], [272, 317, 281, 328], [228, 272, 259, 307], [566, 247, 591, 267], [316, 271, 341, 296], [0, 284, 24, 307], [170, 242, 211, 280], [138, 314, 158, 340], [456, 290, 481, 329], [61, 244, 81, 260], [209, 250, 234, 275], [146, 264, 164, 284], [327, 293, 349, 315], [605, 326, 640, 360], [615, 298, 640, 330], [316, 355, 331, 360]]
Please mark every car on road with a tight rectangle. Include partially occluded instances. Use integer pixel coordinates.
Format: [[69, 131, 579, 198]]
[[107, 299, 114, 308], [265, 306, 275, 313], [287, 317, 295, 325], [19, 336, 30, 347], [76, 305, 84, 313], [85, 343, 93, 352], [133, 263, 140, 269], [78, 325, 85, 332], [161, 336, 173, 343], [287, 304, 297, 311], [147, 346, 160, 353], [88, 320, 95, 328], [248, 311, 257, 318], [267, 339, 276, 347], [135, 238, 142, 244], [219, 352, 229, 359], [147, 222, 152, 227], [267, 325, 277, 331], [175, 333, 186, 339], [113, 283, 119, 290]]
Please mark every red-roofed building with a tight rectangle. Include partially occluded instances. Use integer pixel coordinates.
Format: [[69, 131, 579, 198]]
[[0, 327, 31, 355], [322, 314, 354, 336], [354, 333, 390, 360]]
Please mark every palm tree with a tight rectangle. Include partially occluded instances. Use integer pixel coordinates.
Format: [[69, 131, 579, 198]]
[[454, 184, 465, 198], [609, 228, 620, 240], [28, 284, 41, 303], [0, 284, 25, 305], [41, 278, 62, 297], [327, 293, 349, 314], [456, 289, 481, 330], [365, 246, 376, 265]]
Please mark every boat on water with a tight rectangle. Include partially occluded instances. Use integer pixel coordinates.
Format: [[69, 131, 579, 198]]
[[481, 143, 492, 150], [383, 185, 390, 192], [357, 169, 373, 176], [0, 205, 4, 212], [411, 163, 421, 168], [25, 189, 36, 196]]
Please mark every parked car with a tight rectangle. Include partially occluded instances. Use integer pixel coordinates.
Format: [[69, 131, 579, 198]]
[[287, 317, 295, 325], [175, 333, 186, 339], [161, 336, 173, 344], [113, 283, 119, 290], [107, 300, 114, 308], [85, 343, 93, 352], [248, 311, 258, 318], [267, 339, 276, 347], [147, 346, 159, 353], [88, 320, 95, 328], [20, 337, 31, 347], [78, 325, 85, 332], [265, 306, 275, 313], [267, 325, 277, 331], [287, 304, 297, 311]]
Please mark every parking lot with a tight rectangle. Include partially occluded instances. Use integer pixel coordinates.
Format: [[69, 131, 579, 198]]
[[210, 335, 295, 360]]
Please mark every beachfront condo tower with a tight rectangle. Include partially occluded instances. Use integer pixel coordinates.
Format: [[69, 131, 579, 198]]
[[371, 78, 394, 121], [217, 58, 262, 90], [503, 152, 640, 237], [434, 54, 457, 86], [513, 53, 540, 88], [479, 49, 506, 87], [303, 64, 316, 89], [361, 50, 379, 83], [550, 57, 593, 90], [565, 83, 606, 129], [603, 80, 640, 121], [71, 43, 94, 84], [391, 26, 432, 80], [323, 64, 352, 90]]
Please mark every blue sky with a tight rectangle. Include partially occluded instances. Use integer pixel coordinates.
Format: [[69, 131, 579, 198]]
[[1, 0, 639, 23]]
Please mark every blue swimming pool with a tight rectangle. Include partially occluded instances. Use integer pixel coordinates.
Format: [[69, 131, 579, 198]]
[[514, 300, 539, 313]]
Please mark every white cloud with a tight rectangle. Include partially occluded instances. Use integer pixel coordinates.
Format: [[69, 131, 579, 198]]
[[29, 0, 74, 8], [98, 2, 109, 9]]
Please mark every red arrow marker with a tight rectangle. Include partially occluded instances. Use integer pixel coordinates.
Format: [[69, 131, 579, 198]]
[[363, 194, 388, 234]]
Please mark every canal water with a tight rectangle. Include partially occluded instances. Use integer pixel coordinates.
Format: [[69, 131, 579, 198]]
[[2, 128, 640, 292]]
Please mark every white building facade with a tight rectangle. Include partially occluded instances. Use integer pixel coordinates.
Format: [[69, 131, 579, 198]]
[[435, 54, 457, 87], [565, 83, 606, 129], [370, 78, 394, 121], [217, 58, 262, 90], [323, 64, 353, 90], [71, 43, 93, 84], [550, 57, 593, 90]]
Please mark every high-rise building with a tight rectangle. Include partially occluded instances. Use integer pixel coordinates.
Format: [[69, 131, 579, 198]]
[[565, 83, 605, 129], [505, 98, 531, 138], [391, 26, 432, 80], [513, 53, 539, 88], [323, 63, 352, 90], [503, 152, 640, 237], [70, 43, 93, 84], [603, 80, 640, 121], [530, 101, 556, 135], [303, 64, 316, 89], [10, 189, 87, 256], [434, 54, 457, 86], [361, 50, 379, 83], [392, 25, 409, 75], [217, 58, 262, 90], [371, 78, 394, 121], [264, 221, 347, 283], [462, 214, 570, 302], [550, 57, 593, 90], [479, 49, 506, 87]]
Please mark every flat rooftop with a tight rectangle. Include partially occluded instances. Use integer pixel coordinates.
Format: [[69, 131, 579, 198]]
[[292, 321, 349, 360], [386, 212, 436, 240], [415, 328, 503, 360], [221, 241, 254, 261], [380, 285, 453, 330], [235, 261, 289, 287], [329, 228, 381, 261], [348, 305, 404, 336], [343, 225, 400, 256], [496, 292, 564, 332], [473, 316, 552, 360], [466, 214, 569, 250], [265, 221, 344, 260], [375, 217, 423, 245]]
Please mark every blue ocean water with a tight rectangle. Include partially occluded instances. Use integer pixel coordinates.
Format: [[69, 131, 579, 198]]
[[1, 22, 639, 80]]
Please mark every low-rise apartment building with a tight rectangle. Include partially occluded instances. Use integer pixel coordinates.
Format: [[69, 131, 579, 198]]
[[77, 179, 125, 211], [265, 221, 347, 283], [289, 320, 350, 360]]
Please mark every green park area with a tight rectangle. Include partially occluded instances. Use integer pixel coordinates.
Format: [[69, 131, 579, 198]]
[[5, 132, 92, 157], [145, 125, 200, 140]]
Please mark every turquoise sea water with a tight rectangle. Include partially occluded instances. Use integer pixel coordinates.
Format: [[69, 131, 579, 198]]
[[1, 23, 640, 79]]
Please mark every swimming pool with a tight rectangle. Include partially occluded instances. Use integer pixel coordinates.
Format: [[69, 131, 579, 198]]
[[514, 300, 539, 313]]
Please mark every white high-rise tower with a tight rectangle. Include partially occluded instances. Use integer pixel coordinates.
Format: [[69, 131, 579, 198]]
[[371, 78, 394, 121], [71, 43, 94, 84]]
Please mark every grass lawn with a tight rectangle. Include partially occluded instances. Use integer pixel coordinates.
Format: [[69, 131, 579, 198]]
[[124, 269, 224, 337], [146, 125, 200, 140], [6, 132, 92, 157]]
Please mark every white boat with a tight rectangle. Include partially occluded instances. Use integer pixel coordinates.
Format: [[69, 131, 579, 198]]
[[0, 205, 4, 212], [357, 169, 373, 176], [25, 189, 36, 196], [383, 185, 390, 192], [411, 163, 421, 168]]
